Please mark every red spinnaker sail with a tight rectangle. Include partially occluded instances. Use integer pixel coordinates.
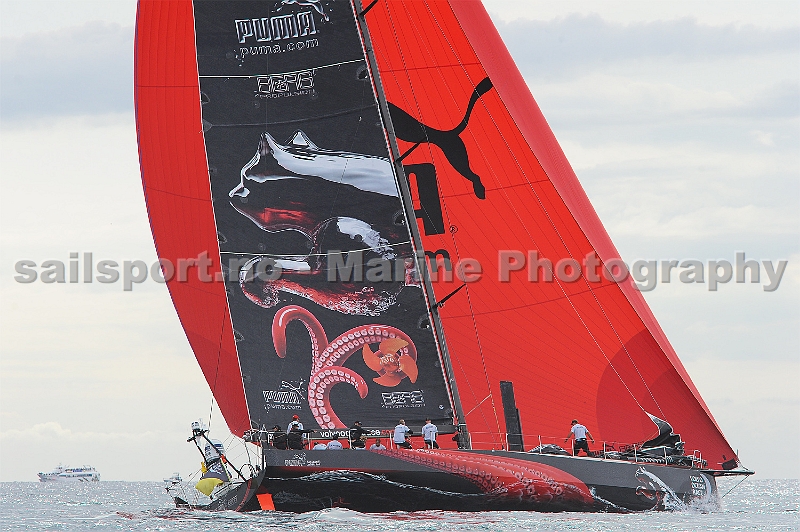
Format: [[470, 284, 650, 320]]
[[135, 0, 250, 434], [363, 0, 736, 467]]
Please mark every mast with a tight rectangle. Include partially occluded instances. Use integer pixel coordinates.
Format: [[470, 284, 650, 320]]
[[352, 0, 469, 445]]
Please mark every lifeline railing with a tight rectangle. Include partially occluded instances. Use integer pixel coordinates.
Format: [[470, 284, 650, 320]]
[[253, 427, 435, 451], [467, 431, 705, 468], [251, 428, 704, 467]]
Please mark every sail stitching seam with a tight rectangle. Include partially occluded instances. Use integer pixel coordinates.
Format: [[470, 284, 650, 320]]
[[198, 58, 364, 78]]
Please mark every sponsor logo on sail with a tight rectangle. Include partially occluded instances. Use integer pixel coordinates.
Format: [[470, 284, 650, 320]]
[[256, 69, 315, 99], [235, 11, 319, 44], [263, 380, 304, 410], [381, 390, 425, 408]]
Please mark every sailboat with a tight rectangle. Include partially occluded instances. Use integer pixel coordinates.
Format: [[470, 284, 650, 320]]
[[135, 0, 752, 512]]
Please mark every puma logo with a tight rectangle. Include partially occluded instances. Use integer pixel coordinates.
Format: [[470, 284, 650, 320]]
[[388, 77, 493, 200]]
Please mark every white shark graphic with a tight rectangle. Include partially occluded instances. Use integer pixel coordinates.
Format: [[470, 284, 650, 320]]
[[235, 131, 397, 198]]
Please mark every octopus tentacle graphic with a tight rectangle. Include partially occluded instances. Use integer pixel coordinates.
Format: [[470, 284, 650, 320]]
[[308, 367, 368, 428], [272, 305, 327, 359], [317, 326, 417, 376], [634, 466, 685, 510], [271, 305, 417, 429], [373, 449, 594, 507]]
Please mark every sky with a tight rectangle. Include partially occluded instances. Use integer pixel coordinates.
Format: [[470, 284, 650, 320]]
[[0, 0, 797, 482]]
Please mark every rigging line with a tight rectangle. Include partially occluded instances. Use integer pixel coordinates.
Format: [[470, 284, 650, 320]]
[[376, 5, 499, 438], [376, 87, 445, 259], [365, 21, 444, 243], [225, 429, 255, 469], [390, 4, 507, 441], [355, 8, 464, 432], [378, 1, 495, 441], [721, 475, 750, 498], [396, 31, 597, 438], [383, 4, 501, 445], [358, 0, 380, 18], [425, 1, 661, 419], [464, 394, 492, 417], [207, 397, 214, 433], [208, 310, 228, 433]]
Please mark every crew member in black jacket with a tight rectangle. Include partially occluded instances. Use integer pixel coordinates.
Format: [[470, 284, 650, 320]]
[[349, 421, 367, 449]]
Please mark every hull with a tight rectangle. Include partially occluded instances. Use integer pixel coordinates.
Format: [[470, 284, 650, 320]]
[[38, 476, 99, 482], [38, 467, 100, 482], [259, 448, 717, 512]]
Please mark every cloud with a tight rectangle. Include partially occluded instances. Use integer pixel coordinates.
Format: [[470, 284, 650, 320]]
[[751, 130, 775, 146], [497, 14, 800, 79], [535, 77, 798, 127], [0, 421, 161, 442], [0, 21, 133, 121], [684, 357, 800, 477]]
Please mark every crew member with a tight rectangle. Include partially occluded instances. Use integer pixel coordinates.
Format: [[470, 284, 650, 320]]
[[422, 418, 439, 449], [270, 425, 287, 450], [287, 425, 304, 450], [564, 419, 595, 456], [287, 414, 303, 434], [369, 438, 386, 450], [394, 419, 412, 449], [349, 421, 367, 449], [312, 441, 328, 450], [326, 434, 344, 450]]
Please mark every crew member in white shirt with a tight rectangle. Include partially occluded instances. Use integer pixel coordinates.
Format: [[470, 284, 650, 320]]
[[564, 419, 595, 456], [393, 419, 412, 449], [326, 434, 344, 450], [313, 442, 328, 450], [422, 418, 439, 449], [369, 438, 387, 450], [287, 414, 304, 433]]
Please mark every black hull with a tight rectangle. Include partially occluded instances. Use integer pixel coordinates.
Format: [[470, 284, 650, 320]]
[[174, 469, 266, 512], [259, 448, 718, 513]]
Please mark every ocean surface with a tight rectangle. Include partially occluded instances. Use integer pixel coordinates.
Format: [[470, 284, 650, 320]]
[[0, 478, 796, 531]]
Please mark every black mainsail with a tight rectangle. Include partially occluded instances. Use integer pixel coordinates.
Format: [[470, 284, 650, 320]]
[[192, 0, 455, 433]]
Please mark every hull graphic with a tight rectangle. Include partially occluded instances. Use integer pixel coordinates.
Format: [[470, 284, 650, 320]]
[[258, 448, 717, 513]]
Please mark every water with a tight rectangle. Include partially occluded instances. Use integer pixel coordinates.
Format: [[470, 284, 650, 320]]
[[1, 478, 797, 531]]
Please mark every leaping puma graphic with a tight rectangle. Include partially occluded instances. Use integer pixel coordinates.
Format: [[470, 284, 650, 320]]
[[279, 0, 329, 21], [388, 77, 494, 200]]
